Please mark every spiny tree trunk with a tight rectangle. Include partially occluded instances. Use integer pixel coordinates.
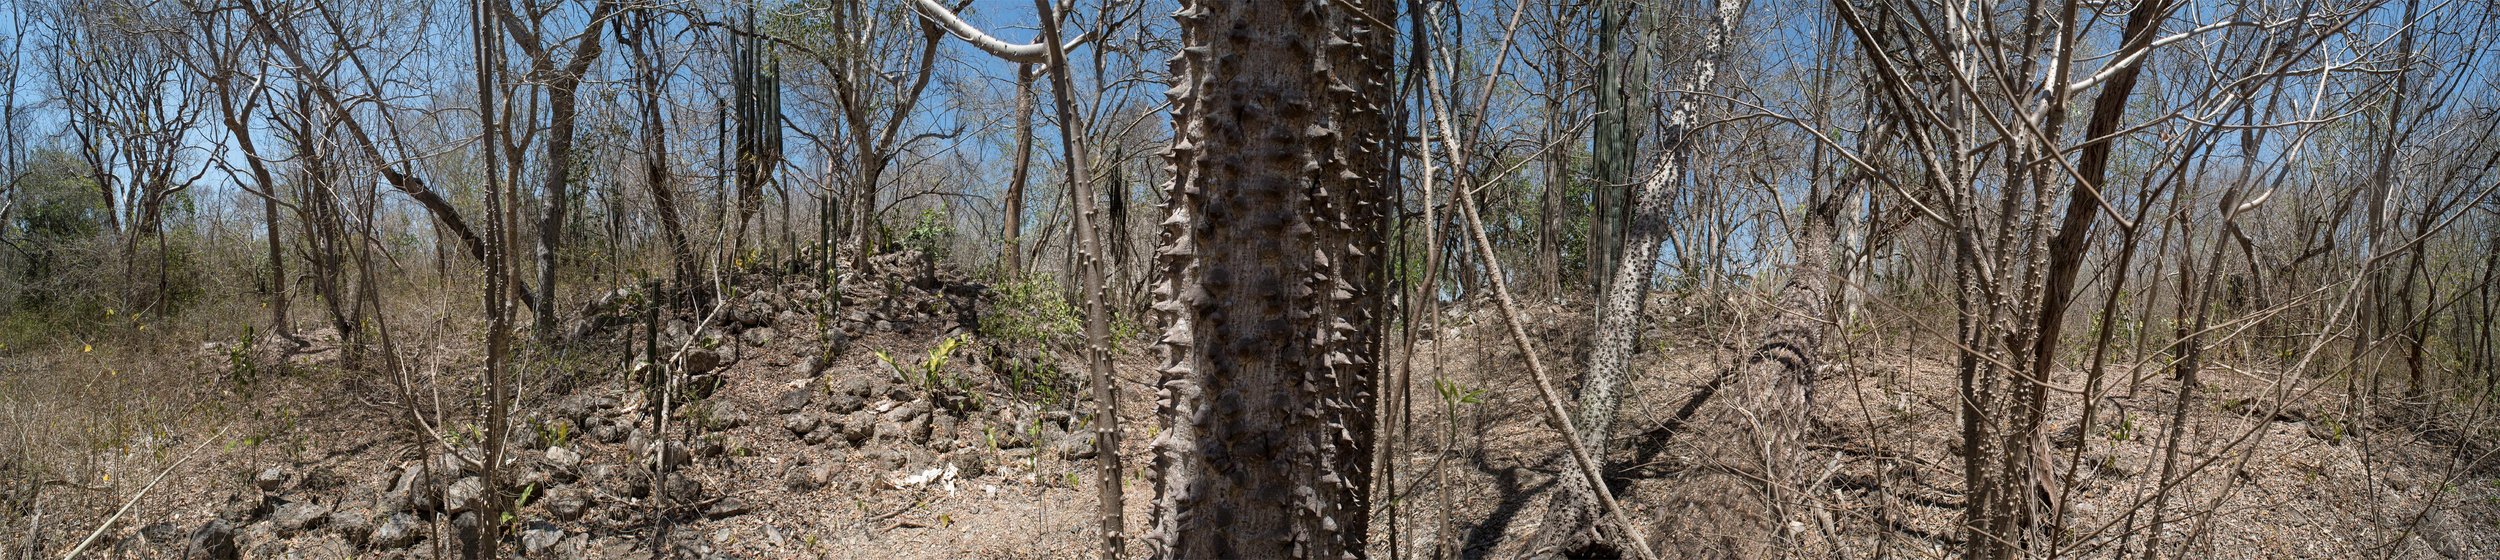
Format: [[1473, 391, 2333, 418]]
[[730, 3, 782, 261], [1528, 1, 1745, 556], [1145, 0, 1395, 556], [2005, 0, 2171, 549], [1028, 1, 1125, 555], [1648, 201, 1836, 558], [468, 0, 518, 553]]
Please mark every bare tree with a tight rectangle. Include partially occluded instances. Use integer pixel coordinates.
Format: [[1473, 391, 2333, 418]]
[[492, 0, 618, 340]]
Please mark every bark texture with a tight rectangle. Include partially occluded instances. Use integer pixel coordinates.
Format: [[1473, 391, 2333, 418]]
[[1646, 211, 1832, 558], [509, 0, 618, 339], [1528, 1, 1746, 556], [1146, 0, 1396, 557]]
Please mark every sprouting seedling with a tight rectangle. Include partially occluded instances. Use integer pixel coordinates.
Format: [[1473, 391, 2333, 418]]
[[1433, 378, 1487, 406]]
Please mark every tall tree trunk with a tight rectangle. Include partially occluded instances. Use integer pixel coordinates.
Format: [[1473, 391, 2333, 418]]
[[468, 0, 517, 553], [1002, 63, 1036, 278], [1146, 0, 1396, 556], [1586, 0, 1634, 294], [1997, 1, 2172, 549], [518, 0, 617, 340], [1528, 1, 1745, 556], [209, 65, 292, 339], [627, 7, 694, 290], [1028, 2, 1125, 555]]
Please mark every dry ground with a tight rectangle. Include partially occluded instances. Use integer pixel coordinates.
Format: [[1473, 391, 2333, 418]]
[[4, 259, 2496, 559]]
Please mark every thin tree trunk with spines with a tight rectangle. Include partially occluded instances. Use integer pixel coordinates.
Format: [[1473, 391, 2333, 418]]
[[1528, 2, 1747, 556]]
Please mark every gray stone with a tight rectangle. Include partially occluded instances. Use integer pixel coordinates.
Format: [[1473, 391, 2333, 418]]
[[271, 500, 331, 535], [704, 402, 751, 431], [841, 412, 876, 444], [742, 327, 779, 348], [626, 429, 654, 458], [235, 521, 278, 559], [885, 401, 928, 424], [440, 450, 481, 477], [953, 453, 990, 478], [609, 468, 650, 499], [326, 508, 373, 546], [521, 525, 565, 556], [783, 412, 821, 437], [507, 422, 546, 451], [368, 515, 425, 550], [545, 446, 581, 472], [655, 441, 693, 468], [542, 487, 590, 521], [382, 465, 431, 514], [254, 466, 290, 492], [1052, 430, 1097, 460], [683, 347, 726, 376], [551, 534, 592, 560], [189, 519, 239, 560], [824, 330, 853, 356], [590, 422, 628, 444], [835, 376, 875, 398], [824, 392, 866, 414], [451, 512, 479, 540], [786, 465, 832, 491], [551, 395, 618, 424], [660, 473, 704, 502], [775, 387, 815, 414], [515, 468, 554, 500], [444, 477, 483, 514]]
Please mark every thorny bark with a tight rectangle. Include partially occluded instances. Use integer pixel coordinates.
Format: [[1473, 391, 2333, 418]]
[[1529, 1, 1746, 556], [1146, 0, 1395, 556], [1028, 1, 1125, 556], [467, 0, 518, 554]]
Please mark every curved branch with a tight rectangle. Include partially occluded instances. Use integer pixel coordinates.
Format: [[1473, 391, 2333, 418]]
[[907, 0, 1087, 64]]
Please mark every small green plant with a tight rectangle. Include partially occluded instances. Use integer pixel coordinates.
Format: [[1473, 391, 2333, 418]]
[[1433, 378, 1488, 406], [536, 419, 573, 448], [898, 207, 955, 261], [226, 325, 258, 388], [504, 483, 538, 525], [877, 336, 984, 412], [2105, 414, 2136, 442]]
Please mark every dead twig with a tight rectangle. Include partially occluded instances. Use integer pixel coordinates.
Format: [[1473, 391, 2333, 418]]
[[60, 425, 230, 559]]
